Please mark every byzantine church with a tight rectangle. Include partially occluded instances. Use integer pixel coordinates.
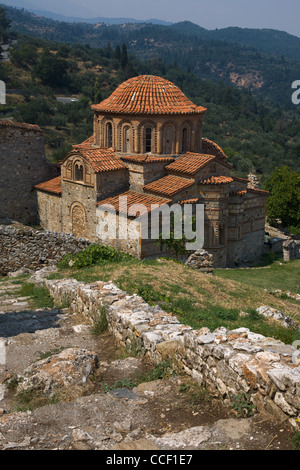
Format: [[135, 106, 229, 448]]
[[34, 75, 268, 267]]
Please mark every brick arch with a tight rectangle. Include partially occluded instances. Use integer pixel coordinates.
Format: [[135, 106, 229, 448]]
[[161, 121, 177, 154], [138, 120, 157, 154], [70, 202, 87, 239]]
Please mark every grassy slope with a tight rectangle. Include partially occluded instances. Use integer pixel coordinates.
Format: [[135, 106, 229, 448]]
[[52, 257, 300, 345]]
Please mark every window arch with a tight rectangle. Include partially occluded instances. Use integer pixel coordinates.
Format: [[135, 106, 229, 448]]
[[163, 125, 175, 154], [181, 127, 190, 153], [106, 122, 113, 148], [123, 125, 131, 153], [74, 162, 84, 182], [145, 127, 152, 153]]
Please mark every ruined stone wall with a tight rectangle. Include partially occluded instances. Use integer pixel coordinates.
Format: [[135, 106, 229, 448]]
[[43, 275, 300, 428], [36, 191, 62, 233], [0, 222, 91, 275], [0, 123, 57, 225]]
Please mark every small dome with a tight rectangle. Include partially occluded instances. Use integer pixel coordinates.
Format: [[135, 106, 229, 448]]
[[92, 75, 206, 116]]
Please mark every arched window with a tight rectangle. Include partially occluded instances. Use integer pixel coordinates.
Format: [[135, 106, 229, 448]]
[[106, 122, 112, 148], [164, 126, 174, 154], [74, 163, 83, 182], [145, 127, 152, 153], [181, 127, 188, 153], [123, 125, 130, 153]]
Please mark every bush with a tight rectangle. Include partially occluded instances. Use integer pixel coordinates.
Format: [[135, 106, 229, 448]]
[[58, 244, 134, 269]]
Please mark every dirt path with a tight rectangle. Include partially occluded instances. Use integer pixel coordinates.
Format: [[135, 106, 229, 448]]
[[0, 277, 297, 451]]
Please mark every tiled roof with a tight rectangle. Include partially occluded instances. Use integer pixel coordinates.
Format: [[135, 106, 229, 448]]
[[232, 176, 250, 183], [69, 148, 126, 173], [73, 135, 95, 149], [177, 198, 199, 204], [202, 138, 228, 159], [120, 155, 175, 164], [34, 176, 62, 195], [230, 189, 248, 197], [97, 190, 171, 217], [166, 153, 215, 175], [247, 187, 269, 195], [144, 174, 195, 197], [0, 119, 43, 133], [92, 75, 207, 116], [198, 176, 233, 185]]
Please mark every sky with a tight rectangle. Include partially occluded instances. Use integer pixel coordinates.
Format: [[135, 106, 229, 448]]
[[2, 0, 300, 37]]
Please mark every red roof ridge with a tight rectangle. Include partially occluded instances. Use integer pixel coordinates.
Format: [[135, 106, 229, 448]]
[[198, 175, 233, 185], [0, 119, 43, 133]]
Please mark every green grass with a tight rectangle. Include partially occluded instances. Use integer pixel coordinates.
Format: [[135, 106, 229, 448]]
[[17, 282, 54, 309], [215, 259, 300, 294], [54, 252, 300, 345]]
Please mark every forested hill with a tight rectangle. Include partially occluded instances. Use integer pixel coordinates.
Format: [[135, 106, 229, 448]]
[[3, 5, 300, 107], [1, 5, 300, 182]]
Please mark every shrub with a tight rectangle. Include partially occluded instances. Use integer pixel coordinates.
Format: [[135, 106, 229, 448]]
[[58, 244, 134, 269]]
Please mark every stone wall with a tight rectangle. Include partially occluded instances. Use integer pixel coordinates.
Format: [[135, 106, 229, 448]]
[[283, 239, 300, 262], [42, 273, 300, 428], [0, 222, 91, 275], [0, 121, 57, 225]]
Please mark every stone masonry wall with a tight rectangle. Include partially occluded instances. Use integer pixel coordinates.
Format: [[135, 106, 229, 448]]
[[41, 273, 300, 429], [0, 222, 91, 275], [0, 124, 57, 225]]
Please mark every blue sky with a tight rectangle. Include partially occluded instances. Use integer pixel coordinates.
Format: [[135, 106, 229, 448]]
[[2, 0, 300, 37]]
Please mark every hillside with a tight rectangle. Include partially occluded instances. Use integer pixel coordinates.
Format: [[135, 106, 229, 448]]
[[3, 5, 300, 107], [1, 31, 300, 180]]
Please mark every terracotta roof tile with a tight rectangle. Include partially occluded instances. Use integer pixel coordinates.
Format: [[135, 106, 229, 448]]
[[198, 176, 233, 185], [120, 155, 175, 164], [0, 119, 43, 133], [202, 138, 227, 159], [247, 187, 269, 195], [67, 148, 126, 173], [97, 190, 171, 216], [34, 176, 62, 195], [73, 135, 95, 149], [144, 174, 195, 197], [166, 153, 215, 175], [92, 75, 206, 116], [177, 198, 200, 204]]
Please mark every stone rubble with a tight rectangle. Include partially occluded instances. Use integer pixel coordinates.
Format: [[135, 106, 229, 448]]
[[38, 270, 300, 430]]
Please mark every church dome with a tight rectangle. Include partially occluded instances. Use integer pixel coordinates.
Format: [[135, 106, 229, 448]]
[[91, 75, 206, 116]]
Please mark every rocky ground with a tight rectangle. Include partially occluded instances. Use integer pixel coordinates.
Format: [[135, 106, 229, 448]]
[[0, 276, 298, 451]]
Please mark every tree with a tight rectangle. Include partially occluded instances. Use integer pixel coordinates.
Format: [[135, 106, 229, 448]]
[[35, 50, 69, 89], [0, 6, 10, 44], [120, 43, 128, 68], [265, 166, 300, 228]]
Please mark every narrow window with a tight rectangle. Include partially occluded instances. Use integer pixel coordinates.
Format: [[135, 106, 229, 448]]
[[181, 127, 188, 153], [74, 163, 83, 182], [123, 126, 130, 153], [106, 122, 112, 148], [145, 127, 152, 153]]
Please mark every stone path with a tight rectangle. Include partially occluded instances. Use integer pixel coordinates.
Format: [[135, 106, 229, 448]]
[[0, 277, 297, 450]]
